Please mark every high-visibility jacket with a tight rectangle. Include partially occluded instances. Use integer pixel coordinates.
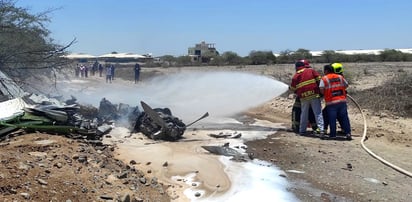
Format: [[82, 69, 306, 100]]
[[290, 67, 321, 101], [321, 73, 348, 105]]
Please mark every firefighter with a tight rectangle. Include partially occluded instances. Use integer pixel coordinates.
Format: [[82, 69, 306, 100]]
[[319, 64, 352, 140], [291, 59, 318, 134], [290, 59, 324, 136], [323, 62, 347, 135]]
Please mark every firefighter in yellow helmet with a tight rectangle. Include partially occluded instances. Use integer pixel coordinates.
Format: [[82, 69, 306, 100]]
[[320, 63, 351, 140]]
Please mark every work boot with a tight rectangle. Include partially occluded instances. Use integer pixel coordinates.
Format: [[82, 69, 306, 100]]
[[312, 128, 321, 136], [319, 131, 328, 139]]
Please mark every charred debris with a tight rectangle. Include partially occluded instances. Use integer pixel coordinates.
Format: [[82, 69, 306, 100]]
[[0, 94, 208, 143]]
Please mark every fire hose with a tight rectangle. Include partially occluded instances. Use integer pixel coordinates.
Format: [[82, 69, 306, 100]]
[[347, 94, 412, 178]]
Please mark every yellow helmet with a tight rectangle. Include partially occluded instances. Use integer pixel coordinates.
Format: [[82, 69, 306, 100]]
[[331, 63, 343, 74]]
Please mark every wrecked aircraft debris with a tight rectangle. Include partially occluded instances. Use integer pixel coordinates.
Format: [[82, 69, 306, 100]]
[[0, 96, 113, 140], [1, 70, 208, 141], [1, 94, 208, 142], [132, 101, 209, 141]]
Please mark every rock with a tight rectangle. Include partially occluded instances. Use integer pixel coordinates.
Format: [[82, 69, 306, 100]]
[[20, 192, 30, 199], [151, 177, 158, 186], [77, 155, 87, 163], [117, 171, 128, 179], [320, 192, 332, 202], [37, 178, 48, 185], [139, 177, 147, 184], [133, 197, 144, 202], [54, 162, 63, 168], [121, 194, 131, 202], [100, 195, 114, 200]]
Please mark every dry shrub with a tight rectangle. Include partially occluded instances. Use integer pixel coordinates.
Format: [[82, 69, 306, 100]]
[[351, 72, 412, 117]]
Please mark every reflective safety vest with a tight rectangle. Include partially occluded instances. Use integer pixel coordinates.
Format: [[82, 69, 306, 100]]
[[290, 68, 321, 101], [321, 73, 347, 105]]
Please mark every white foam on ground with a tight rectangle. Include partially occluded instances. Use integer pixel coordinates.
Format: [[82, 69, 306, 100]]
[[207, 158, 298, 202], [105, 118, 298, 202], [175, 157, 299, 202]]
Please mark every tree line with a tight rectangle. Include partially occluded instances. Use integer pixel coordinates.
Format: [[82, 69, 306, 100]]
[[157, 48, 412, 67]]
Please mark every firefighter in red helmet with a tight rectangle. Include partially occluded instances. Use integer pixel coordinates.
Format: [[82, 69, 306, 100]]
[[290, 59, 325, 136]]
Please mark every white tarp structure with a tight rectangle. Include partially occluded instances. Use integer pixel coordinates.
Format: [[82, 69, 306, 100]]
[[63, 53, 97, 59], [98, 52, 146, 59], [0, 70, 28, 121], [63, 52, 149, 60]]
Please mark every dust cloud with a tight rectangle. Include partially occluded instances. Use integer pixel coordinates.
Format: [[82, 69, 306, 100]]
[[60, 71, 288, 123]]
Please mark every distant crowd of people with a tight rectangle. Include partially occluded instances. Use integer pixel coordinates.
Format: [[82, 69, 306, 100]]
[[74, 61, 141, 84], [75, 61, 108, 79]]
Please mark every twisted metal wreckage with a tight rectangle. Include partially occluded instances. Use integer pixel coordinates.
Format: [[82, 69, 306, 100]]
[[0, 71, 209, 142], [0, 70, 260, 162]]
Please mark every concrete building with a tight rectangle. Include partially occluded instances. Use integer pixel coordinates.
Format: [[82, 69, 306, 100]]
[[188, 41, 219, 62]]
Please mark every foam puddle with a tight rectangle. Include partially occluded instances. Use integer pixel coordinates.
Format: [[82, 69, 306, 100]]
[[180, 157, 298, 202], [105, 118, 298, 202], [208, 158, 298, 202]]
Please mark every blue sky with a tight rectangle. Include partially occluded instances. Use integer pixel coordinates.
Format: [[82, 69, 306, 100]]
[[16, 0, 412, 57]]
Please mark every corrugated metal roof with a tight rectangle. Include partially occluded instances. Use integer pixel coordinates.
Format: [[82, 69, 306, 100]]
[[0, 70, 27, 99]]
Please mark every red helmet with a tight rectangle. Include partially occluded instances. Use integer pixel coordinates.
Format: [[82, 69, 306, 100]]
[[298, 59, 311, 67]]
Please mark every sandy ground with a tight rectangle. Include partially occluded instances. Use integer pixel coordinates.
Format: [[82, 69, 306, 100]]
[[1, 62, 411, 201], [245, 96, 412, 202]]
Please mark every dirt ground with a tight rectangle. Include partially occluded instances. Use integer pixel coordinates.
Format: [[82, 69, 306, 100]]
[[242, 63, 412, 202], [0, 133, 170, 202], [1, 62, 411, 201], [244, 96, 412, 202]]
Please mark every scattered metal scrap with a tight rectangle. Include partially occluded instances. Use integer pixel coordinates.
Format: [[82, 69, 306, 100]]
[[201, 143, 254, 162], [0, 96, 122, 141], [1, 96, 209, 142], [0, 70, 209, 142], [132, 101, 208, 141], [208, 131, 242, 139]]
